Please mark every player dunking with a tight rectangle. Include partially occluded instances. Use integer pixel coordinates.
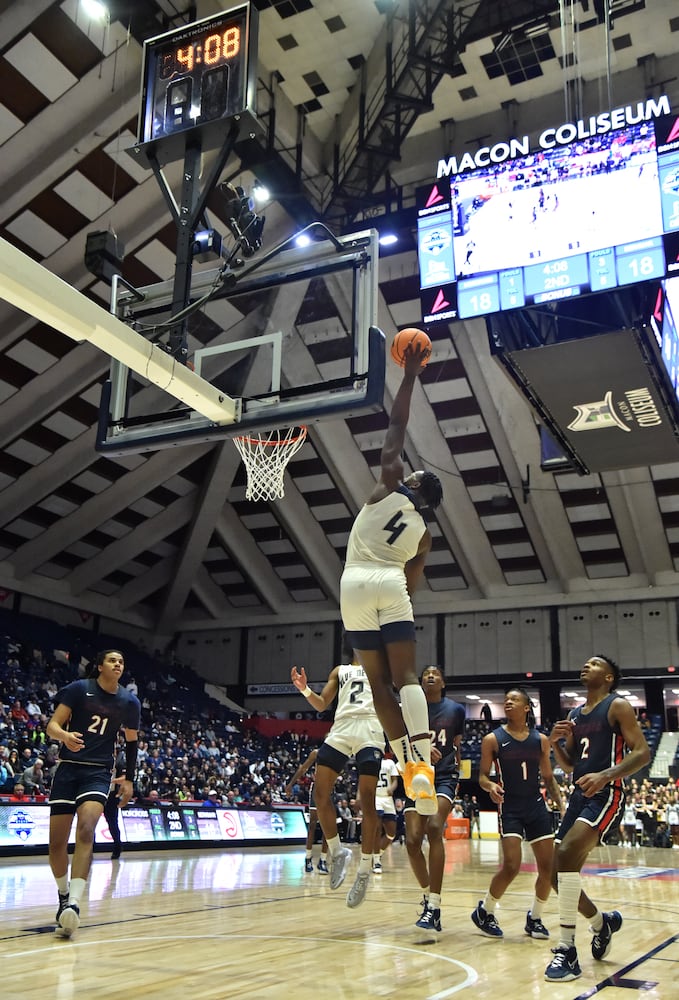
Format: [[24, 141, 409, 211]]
[[47, 649, 140, 937], [406, 665, 465, 939], [340, 345, 443, 815], [471, 687, 562, 940], [544, 655, 650, 982], [291, 649, 384, 907]]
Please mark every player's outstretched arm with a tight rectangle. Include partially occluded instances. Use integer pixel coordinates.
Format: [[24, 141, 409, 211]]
[[379, 345, 428, 491]]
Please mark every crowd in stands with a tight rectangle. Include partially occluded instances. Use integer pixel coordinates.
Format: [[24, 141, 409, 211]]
[[1, 625, 678, 848]]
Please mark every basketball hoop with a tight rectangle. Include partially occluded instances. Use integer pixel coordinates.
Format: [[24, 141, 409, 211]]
[[233, 426, 308, 501]]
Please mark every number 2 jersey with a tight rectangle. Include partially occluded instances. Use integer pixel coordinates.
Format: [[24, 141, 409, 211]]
[[569, 692, 625, 789], [334, 662, 379, 721], [344, 486, 426, 568], [55, 678, 141, 768]]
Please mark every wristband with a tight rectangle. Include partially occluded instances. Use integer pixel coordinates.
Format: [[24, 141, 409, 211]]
[[124, 739, 138, 781], [301, 686, 313, 698]]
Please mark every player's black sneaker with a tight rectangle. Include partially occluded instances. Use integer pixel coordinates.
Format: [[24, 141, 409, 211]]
[[525, 911, 550, 939], [55, 891, 70, 925], [591, 910, 623, 960], [54, 903, 80, 939], [544, 945, 581, 982], [415, 904, 442, 940], [471, 900, 503, 937], [317, 858, 328, 874], [304, 858, 313, 873]]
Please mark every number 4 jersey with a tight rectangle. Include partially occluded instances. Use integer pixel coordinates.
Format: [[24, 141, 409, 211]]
[[55, 678, 141, 767], [344, 486, 426, 567]]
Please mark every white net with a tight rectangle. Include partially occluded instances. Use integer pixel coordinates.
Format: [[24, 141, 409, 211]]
[[233, 426, 308, 501]]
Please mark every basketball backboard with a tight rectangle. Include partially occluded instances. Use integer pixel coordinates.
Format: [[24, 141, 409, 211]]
[[97, 227, 385, 455]]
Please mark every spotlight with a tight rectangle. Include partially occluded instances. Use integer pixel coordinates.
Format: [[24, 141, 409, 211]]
[[252, 181, 270, 206], [295, 234, 311, 248], [82, 0, 109, 20], [379, 234, 398, 246]]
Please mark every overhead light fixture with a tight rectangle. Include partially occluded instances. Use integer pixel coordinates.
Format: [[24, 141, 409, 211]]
[[295, 233, 311, 248], [495, 31, 512, 54], [82, 0, 109, 20], [252, 181, 270, 206], [524, 19, 551, 39], [379, 233, 398, 246], [465, 694, 481, 701]]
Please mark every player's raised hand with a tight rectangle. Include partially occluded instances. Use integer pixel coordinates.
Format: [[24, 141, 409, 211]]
[[403, 342, 430, 375], [290, 665, 308, 691]]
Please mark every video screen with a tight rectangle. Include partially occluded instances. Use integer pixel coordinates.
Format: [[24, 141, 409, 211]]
[[418, 115, 679, 321], [0, 803, 307, 851], [651, 276, 679, 403]]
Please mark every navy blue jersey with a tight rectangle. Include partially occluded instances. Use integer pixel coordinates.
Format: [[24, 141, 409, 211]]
[[493, 726, 543, 805], [569, 693, 624, 788], [429, 696, 466, 780], [56, 678, 141, 767]]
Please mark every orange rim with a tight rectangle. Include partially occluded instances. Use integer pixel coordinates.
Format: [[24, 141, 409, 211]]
[[234, 426, 307, 448]]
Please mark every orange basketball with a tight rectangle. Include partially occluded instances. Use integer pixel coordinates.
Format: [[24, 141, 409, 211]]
[[390, 328, 432, 368]]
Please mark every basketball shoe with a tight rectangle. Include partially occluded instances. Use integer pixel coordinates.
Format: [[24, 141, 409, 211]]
[[304, 858, 313, 873], [346, 871, 370, 908], [55, 891, 69, 925], [54, 903, 80, 939], [591, 911, 622, 960], [544, 945, 581, 982], [525, 911, 550, 939], [415, 903, 442, 941], [403, 761, 437, 815], [329, 847, 351, 890], [471, 901, 503, 937]]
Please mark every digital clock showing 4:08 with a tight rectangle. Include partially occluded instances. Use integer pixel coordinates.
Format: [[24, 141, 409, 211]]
[[138, 4, 257, 150], [158, 25, 241, 79]]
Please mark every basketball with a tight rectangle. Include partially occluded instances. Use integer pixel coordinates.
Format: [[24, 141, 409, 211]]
[[390, 328, 432, 368]]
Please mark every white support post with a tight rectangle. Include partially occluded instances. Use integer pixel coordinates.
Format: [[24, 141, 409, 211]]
[[0, 237, 239, 426]]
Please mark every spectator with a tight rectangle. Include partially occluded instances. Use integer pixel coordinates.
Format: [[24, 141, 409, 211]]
[[22, 757, 47, 795], [9, 782, 29, 801]]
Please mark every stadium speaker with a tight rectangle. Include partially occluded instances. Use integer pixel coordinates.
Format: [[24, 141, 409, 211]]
[[84, 230, 124, 284]]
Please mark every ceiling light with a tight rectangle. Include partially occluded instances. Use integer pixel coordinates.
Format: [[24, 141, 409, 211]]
[[379, 234, 398, 246], [617, 689, 631, 696], [465, 694, 481, 701], [82, 0, 109, 20], [252, 181, 270, 206], [295, 234, 311, 248]]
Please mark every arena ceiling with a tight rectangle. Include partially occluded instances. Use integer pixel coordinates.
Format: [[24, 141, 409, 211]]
[[1, 0, 679, 639]]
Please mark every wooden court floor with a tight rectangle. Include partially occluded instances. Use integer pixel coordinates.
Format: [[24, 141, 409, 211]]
[[0, 839, 677, 999]]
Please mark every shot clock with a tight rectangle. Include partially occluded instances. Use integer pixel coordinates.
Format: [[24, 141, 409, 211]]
[[133, 3, 259, 167]]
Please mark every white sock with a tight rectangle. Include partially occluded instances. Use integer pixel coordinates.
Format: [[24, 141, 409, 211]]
[[557, 871, 580, 948], [429, 892, 441, 909], [327, 836, 342, 857], [359, 854, 372, 874], [483, 892, 500, 915], [56, 874, 69, 894], [590, 908, 604, 932], [531, 896, 548, 919], [68, 878, 87, 907], [391, 735, 412, 770], [400, 684, 431, 764]]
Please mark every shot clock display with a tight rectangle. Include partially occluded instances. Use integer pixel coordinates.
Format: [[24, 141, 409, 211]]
[[418, 113, 679, 322], [135, 4, 259, 164]]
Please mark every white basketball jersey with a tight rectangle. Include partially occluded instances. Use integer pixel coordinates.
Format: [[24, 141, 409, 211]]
[[335, 662, 377, 721], [345, 489, 425, 567]]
